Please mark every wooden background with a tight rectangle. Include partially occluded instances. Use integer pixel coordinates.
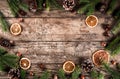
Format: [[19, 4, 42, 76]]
[[0, 0, 120, 79]]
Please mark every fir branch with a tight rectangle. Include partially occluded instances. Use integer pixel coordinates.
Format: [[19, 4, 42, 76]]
[[105, 36, 120, 51], [19, 3, 29, 12], [107, 0, 118, 15], [58, 69, 66, 79], [34, 74, 39, 79], [111, 20, 120, 35], [78, 0, 100, 15], [71, 66, 81, 79], [111, 43, 120, 55], [40, 71, 50, 79], [0, 48, 7, 56], [36, 0, 44, 9], [46, 0, 50, 11], [20, 69, 27, 79], [0, 48, 19, 71], [0, 11, 9, 32], [103, 63, 120, 79], [7, 0, 17, 17], [0, 61, 6, 71], [90, 70, 104, 79], [1, 54, 19, 68], [79, 0, 90, 3], [50, 0, 63, 9]]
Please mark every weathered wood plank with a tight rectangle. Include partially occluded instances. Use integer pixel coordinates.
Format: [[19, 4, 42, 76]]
[[0, 17, 112, 42]]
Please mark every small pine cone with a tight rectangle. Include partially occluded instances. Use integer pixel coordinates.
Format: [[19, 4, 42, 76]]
[[29, 1, 37, 12], [63, 0, 75, 11], [8, 69, 20, 79], [81, 59, 94, 72], [0, 38, 14, 48]]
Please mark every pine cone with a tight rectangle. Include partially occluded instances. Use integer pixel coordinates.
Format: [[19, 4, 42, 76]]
[[8, 69, 20, 79], [63, 0, 75, 11], [81, 59, 94, 72], [0, 38, 14, 48]]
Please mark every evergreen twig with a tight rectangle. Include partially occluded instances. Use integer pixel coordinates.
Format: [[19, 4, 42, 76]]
[[20, 69, 27, 79], [58, 69, 66, 79], [0, 11, 9, 32], [103, 63, 120, 79], [0, 48, 19, 71], [40, 71, 50, 79], [90, 70, 104, 79], [71, 66, 81, 79]]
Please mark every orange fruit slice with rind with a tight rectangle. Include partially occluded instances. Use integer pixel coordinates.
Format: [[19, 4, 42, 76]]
[[92, 50, 110, 67], [63, 61, 75, 73], [10, 23, 22, 35], [20, 58, 31, 70], [85, 15, 98, 28]]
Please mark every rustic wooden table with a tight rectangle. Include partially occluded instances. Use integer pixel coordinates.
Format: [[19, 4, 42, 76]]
[[0, 0, 120, 79]]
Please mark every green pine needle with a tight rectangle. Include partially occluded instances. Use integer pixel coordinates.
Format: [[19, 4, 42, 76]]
[[20, 69, 27, 79], [105, 36, 120, 51], [0, 48, 19, 71], [46, 0, 50, 11], [103, 63, 120, 79], [71, 66, 81, 79], [79, 0, 90, 3], [107, 0, 118, 15], [90, 70, 104, 79], [78, 0, 100, 15], [19, 3, 29, 12], [58, 69, 66, 79], [111, 20, 120, 35], [0, 48, 7, 56], [0, 61, 6, 71], [50, 0, 63, 9], [34, 74, 39, 79], [36, 0, 44, 9], [0, 11, 9, 32], [111, 43, 120, 56], [40, 71, 50, 79]]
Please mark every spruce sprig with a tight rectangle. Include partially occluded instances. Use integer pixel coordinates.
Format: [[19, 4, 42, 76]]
[[0, 48, 19, 71], [90, 70, 104, 79], [40, 71, 50, 79], [20, 69, 27, 79], [58, 69, 66, 79], [0, 11, 9, 32], [111, 20, 120, 35], [78, 0, 100, 15], [71, 66, 81, 79], [105, 35, 120, 56], [107, 0, 118, 15], [36, 0, 44, 9], [103, 63, 120, 79]]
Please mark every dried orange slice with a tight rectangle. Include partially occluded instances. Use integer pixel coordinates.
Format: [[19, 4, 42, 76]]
[[63, 61, 75, 73], [92, 50, 110, 67], [85, 15, 98, 28], [10, 23, 22, 35], [20, 58, 31, 70]]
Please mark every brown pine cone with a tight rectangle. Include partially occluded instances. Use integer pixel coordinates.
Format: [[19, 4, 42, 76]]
[[63, 0, 75, 11], [81, 59, 94, 72]]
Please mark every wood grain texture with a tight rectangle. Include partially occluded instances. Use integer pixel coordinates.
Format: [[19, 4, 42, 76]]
[[0, 0, 120, 79]]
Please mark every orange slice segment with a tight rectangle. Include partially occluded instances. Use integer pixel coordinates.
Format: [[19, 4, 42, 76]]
[[85, 15, 98, 28], [92, 50, 110, 67], [20, 58, 31, 70], [10, 23, 22, 35], [63, 61, 75, 73]]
